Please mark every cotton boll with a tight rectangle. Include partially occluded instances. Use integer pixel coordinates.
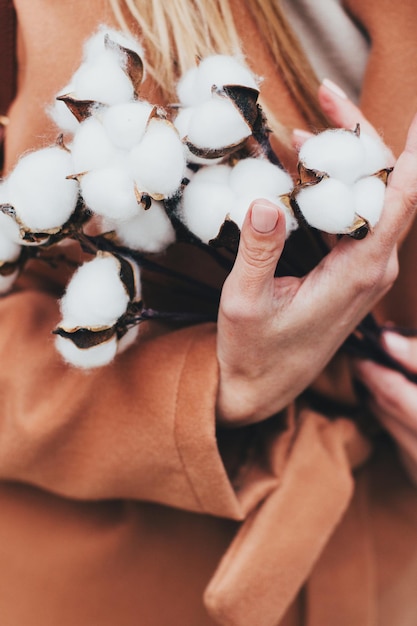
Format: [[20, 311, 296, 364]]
[[353, 176, 386, 227], [61, 253, 129, 328], [359, 133, 391, 177], [176, 66, 200, 106], [130, 119, 186, 198], [0, 269, 19, 295], [71, 54, 134, 105], [113, 201, 176, 253], [296, 178, 356, 234], [49, 84, 80, 133], [194, 55, 259, 103], [71, 117, 116, 173], [84, 26, 144, 64], [230, 158, 293, 197], [174, 108, 223, 165], [80, 168, 138, 221], [0, 184, 21, 243], [55, 333, 118, 369], [0, 229, 21, 263], [101, 101, 154, 150], [7, 147, 79, 231], [181, 179, 235, 243], [188, 164, 232, 186], [299, 129, 365, 184], [186, 98, 251, 150]]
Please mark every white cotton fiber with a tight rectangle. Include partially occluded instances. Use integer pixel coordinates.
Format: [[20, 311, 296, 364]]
[[230, 158, 293, 197], [353, 176, 386, 227], [359, 133, 391, 177], [0, 228, 21, 263], [113, 201, 176, 253], [71, 117, 117, 173], [71, 54, 135, 105], [101, 101, 154, 150], [84, 26, 144, 64], [176, 66, 200, 107], [188, 164, 232, 186], [299, 129, 365, 184], [192, 55, 258, 104], [0, 269, 19, 295], [60, 253, 129, 328], [181, 178, 235, 243], [80, 168, 138, 221], [129, 119, 186, 198], [0, 184, 21, 242], [185, 98, 251, 150], [296, 178, 356, 233], [49, 84, 80, 133], [7, 147, 79, 231], [55, 333, 118, 369]]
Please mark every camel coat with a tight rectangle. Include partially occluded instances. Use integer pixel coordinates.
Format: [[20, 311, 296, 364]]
[[1, 1, 417, 625]]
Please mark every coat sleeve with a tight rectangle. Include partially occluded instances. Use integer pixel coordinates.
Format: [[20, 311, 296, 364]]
[[0, 283, 248, 518]]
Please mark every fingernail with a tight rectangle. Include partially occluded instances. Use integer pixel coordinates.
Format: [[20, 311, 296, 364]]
[[250, 201, 279, 233], [293, 128, 313, 141], [382, 330, 410, 360], [322, 78, 348, 100]]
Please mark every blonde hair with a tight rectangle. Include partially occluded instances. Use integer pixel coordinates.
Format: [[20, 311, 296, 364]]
[[108, 0, 328, 137]]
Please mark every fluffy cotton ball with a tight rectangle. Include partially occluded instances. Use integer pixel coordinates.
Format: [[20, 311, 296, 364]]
[[230, 158, 293, 197], [49, 83, 80, 134], [71, 53, 135, 105], [0, 183, 21, 243], [295, 178, 356, 234], [80, 167, 139, 221], [177, 55, 258, 106], [71, 117, 118, 173], [353, 176, 386, 227], [181, 175, 236, 243], [174, 108, 223, 165], [101, 101, 154, 150], [129, 119, 186, 198], [359, 133, 391, 177], [0, 228, 21, 263], [112, 200, 176, 253], [185, 97, 252, 151], [7, 147, 79, 231], [84, 26, 144, 63], [60, 253, 129, 328], [299, 129, 366, 184], [56, 333, 118, 369], [0, 269, 19, 295]]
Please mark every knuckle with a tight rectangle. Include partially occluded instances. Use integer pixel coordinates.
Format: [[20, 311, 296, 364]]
[[240, 238, 277, 272], [220, 282, 264, 325]]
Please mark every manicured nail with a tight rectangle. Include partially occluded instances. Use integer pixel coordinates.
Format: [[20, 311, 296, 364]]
[[251, 201, 279, 233], [293, 128, 313, 141], [382, 330, 410, 360], [322, 78, 348, 100]]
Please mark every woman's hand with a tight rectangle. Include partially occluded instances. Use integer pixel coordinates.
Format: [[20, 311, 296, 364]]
[[353, 332, 417, 485], [216, 85, 417, 426]]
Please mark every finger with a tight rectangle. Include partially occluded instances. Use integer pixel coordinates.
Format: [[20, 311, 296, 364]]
[[318, 79, 394, 162], [292, 128, 313, 150], [382, 331, 417, 372], [227, 199, 286, 302], [353, 359, 417, 430]]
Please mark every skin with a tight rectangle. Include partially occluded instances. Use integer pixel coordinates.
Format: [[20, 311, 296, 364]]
[[216, 87, 417, 424], [353, 333, 417, 483]]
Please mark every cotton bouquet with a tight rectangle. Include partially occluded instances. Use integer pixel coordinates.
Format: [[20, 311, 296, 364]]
[[0, 26, 392, 369]]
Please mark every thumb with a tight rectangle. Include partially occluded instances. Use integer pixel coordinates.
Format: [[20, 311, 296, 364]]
[[230, 199, 286, 299]]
